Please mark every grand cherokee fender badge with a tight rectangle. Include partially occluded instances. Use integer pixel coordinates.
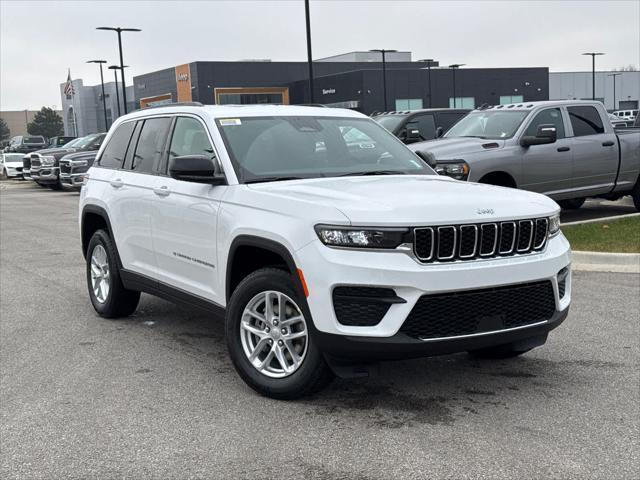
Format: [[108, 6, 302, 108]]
[[476, 208, 495, 215]]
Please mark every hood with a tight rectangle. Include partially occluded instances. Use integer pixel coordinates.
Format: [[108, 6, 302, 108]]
[[408, 137, 505, 159], [60, 151, 96, 161], [33, 147, 77, 158], [248, 175, 558, 226]]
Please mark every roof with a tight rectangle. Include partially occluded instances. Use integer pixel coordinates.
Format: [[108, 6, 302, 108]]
[[121, 103, 367, 120], [476, 99, 605, 112]]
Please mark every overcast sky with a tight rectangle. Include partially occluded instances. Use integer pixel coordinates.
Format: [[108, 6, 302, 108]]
[[1, 0, 638, 110]]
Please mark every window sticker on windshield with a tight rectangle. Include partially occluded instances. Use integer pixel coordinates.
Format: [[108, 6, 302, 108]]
[[219, 118, 242, 126]]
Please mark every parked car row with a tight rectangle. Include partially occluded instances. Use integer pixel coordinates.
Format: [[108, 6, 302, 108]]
[[405, 100, 640, 211], [1, 133, 104, 190], [3, 135, 77, 153]]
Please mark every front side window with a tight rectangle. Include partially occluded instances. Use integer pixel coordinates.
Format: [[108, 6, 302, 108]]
[[98, 121, 135, 169], [217, 116, 430, 183], [131, 117, 172, 174], [567, 106, 604, 136], [444, 111, 529, 139], [169, 117, 215, 160], [524, 108, 566, 139], [408, 114, 436, 140], [374, 114, 408, 133]]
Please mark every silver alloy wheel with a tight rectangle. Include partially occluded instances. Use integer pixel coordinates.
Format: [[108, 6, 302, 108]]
[[240, 290, 309, 378], [90, 244, 111, 304]]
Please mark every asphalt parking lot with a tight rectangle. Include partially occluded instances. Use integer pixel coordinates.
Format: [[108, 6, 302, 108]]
[[1, 180, 639, 479]]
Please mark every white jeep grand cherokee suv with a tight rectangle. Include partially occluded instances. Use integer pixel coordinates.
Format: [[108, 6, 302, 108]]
[[79, 104, 571, 399]]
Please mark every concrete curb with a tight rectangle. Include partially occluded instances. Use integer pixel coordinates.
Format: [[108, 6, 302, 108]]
[[572, 251, 640, 274], [562, 212, 640, 226]]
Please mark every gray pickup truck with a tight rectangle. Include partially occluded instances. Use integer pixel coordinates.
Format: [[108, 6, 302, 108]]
[[409, 100, 640, 210]]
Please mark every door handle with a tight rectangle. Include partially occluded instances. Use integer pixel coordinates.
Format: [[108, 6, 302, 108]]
[[557, 146, 570, 152], [109, 178, 123, 188], [153, 185, 171, 197], [602, 141, 615, 147]]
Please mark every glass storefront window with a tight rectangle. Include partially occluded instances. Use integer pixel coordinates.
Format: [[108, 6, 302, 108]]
[[395, 99, 423, 111], [499, 95, 524, 105], [449, 97, 475, 109], [218, 92, 284, 105]]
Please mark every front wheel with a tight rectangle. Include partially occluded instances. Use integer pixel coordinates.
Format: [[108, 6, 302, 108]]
[[558, 198, 585, 210], [226, 268, 333, 399], [86, 229, 140, 318]]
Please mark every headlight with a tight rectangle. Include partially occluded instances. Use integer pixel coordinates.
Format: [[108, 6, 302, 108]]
[[315, 225, 408, 249], [40, 156, 55, 166], [434, 160, 469, 181], [549, 214, 561, 237], [72, 160, 88, 167]]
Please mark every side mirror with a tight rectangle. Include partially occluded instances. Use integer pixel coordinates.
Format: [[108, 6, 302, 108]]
[[520, 124, 557, 147], [169, 154, 226, 185], [404, 127, 421, 144], [415, 150, 438, 169], [435, 126, 444, 138]]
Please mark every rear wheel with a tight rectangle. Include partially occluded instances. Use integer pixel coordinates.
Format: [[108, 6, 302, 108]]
[[86, 229, 140, 318], [1, 168, 7, 180], [632, 184, 640, 212], [226, 268, 333, 399], [558, 198, 585, 210]]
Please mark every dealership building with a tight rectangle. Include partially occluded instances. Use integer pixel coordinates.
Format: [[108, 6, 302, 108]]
[[59, 51, 639, 135], [59, 78, 134, 137], [132, 51, 550, 114]]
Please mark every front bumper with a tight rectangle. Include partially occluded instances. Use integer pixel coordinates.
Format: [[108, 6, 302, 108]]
[[36, 166, 59, 183], [60, 172, 85, 188], [3, 166, 23, 178], [296, 233, 571, 343]]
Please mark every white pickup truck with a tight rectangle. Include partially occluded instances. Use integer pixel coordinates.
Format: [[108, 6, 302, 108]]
[[409, 100, 640, 210], [79, 104, 571, 399]]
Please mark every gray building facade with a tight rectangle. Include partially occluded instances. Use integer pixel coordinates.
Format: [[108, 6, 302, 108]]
[[549, 71, 640, 111], [60, 78, 134, 137]]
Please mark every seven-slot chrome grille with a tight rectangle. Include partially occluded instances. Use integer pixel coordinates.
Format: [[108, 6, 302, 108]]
[[414, 218, 548, 263]]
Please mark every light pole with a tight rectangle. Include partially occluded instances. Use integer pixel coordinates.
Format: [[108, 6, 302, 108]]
[[370, 49, 397, 111], [87, 60, 108, 130], [418, 59, 437, 108], [97, 27, 141, 114], [582, 52, 605, 100], [449, 64, 466, 108], [304, 0, 315, 103], [607, 72, 622, 111], [108, 65, 127, 117]]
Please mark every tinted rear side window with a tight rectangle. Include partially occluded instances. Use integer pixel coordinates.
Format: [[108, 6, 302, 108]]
[[98, 121, 135, 169], [131, 117, 172, 174], [567, 106, 604, 136], [438, 112, 466, 132]]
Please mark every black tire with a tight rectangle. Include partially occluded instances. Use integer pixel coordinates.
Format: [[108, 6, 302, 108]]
[[632, 183, 640, 212], [86, 229, 140, 318], [226, 268, 333, 400], [35, 181, 47, 188], [1, 168, 7, 180], [49, 179, 63, 190], [558, 198, 585, 210]]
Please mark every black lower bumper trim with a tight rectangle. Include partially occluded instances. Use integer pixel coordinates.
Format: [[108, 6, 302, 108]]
[[314, 308, 569, 361]]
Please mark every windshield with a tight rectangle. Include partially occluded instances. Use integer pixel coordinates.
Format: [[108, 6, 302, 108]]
[[444, 110, 529, 139], [24, 136, 45, 144], [63, 137, 84, 148], [2, 154, 24, 162], [373, 114, 408, 133], [217, 116, 430, 183], [73, 134, 101, 149]]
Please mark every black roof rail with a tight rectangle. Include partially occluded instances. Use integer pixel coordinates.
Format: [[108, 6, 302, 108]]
[[298, 103, 328, 107], [142, 101, 204, 110]]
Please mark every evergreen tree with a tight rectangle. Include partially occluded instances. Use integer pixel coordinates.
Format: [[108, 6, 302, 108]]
[[27, 107, 64, 138]]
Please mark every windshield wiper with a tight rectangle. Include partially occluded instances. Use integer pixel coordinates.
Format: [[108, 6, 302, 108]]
[[459, 135, 488, 139], [336, 170, 407, 177], [244, 176, 305, 184]]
